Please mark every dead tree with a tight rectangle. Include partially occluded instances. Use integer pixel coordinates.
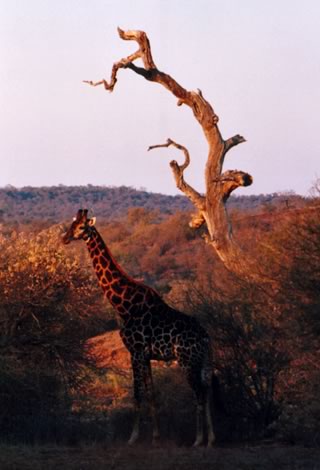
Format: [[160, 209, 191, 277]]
[[85, 28, 266, 282]]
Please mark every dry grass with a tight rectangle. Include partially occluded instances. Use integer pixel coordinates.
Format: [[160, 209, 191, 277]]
[[0, 444, 319, 470]]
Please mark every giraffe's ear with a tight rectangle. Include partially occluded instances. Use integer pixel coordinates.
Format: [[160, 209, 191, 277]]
[[88, 217, 96, 227]]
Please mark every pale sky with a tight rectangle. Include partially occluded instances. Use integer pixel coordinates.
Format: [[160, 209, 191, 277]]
[[1, 0, 319, 196]]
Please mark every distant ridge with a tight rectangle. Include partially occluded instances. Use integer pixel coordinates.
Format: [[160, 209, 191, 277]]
[[0, 185, 306, 223]]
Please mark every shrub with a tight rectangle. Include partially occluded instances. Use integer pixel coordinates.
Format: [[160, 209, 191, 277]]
[[0, 226, 107, 443]]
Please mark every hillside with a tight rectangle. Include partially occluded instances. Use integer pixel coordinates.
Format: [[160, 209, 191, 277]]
[[0, 185, 307, 223]]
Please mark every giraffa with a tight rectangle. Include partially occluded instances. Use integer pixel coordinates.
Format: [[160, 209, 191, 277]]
[[63, 209, 216, 446]]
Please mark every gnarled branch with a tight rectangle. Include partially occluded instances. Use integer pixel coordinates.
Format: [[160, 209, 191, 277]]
[[148, 139, 205, 213], [85, 28, 269, 282]]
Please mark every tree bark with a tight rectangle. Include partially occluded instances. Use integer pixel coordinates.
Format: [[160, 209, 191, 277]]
[[85, 28, 268, 283]]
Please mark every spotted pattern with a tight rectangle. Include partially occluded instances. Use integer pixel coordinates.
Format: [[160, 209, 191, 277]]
[[63, 210, 215, 445]]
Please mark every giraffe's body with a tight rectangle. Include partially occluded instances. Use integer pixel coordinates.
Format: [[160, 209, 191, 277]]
[[63, 210, 216, 446]]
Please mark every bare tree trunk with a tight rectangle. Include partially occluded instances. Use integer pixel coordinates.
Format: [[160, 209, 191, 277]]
[[85, 28, 268, 282]]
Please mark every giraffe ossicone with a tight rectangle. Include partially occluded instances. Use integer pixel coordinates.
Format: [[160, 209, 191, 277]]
[[63, 208, 217, 446]]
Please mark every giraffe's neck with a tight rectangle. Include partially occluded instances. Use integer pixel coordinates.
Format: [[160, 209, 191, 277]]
[[85, 227, 152, 320]]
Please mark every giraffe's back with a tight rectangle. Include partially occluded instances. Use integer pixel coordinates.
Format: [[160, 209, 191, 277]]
[[120, 306, 211, 366]]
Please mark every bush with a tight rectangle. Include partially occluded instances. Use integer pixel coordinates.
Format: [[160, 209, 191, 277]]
[[0, 225, 107, 443], [171, 281, 289, 441]]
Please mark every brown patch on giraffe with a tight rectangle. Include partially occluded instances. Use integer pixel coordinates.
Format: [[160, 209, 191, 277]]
[[112, 283, 124, 295], [100, 257, 108, 269], [96, 269, 104, 279], [112, 294, 122, 305], [132, 293, 144, 303]]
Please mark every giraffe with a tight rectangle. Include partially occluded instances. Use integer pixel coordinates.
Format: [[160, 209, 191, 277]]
[[63, 209, 217, 446]]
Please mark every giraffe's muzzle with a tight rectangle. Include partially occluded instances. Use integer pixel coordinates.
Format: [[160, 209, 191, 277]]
[[62, 232, 72, 244]]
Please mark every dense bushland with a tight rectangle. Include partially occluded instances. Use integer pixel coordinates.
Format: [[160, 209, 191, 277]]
[[0, 190, 319, 445], [0, 226, 109, 443]]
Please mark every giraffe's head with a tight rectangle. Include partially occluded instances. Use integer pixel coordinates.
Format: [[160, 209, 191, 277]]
[[62, 209, 96, 244]]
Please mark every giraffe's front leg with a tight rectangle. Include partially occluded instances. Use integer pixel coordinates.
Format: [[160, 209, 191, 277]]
[[128, 354, 145, 446], [143, 360, 160, 446], [205, 386, 216, 447], [129, 354, 160, 446], [128, 402, 141, 446]]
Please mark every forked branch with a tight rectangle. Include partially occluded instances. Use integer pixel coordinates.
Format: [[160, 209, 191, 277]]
[[85, 28, 268, 282], [148, 139, 205, 214]]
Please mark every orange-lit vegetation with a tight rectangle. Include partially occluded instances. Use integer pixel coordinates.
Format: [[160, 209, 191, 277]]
[[0, 188, 319, 446]]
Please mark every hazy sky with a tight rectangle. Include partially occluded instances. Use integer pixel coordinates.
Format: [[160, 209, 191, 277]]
[[1, 0, 319, 196]]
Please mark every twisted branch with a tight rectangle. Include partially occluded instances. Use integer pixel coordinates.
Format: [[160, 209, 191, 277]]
[[85, 28, 270, 282], [148, 139, 205, 214]]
